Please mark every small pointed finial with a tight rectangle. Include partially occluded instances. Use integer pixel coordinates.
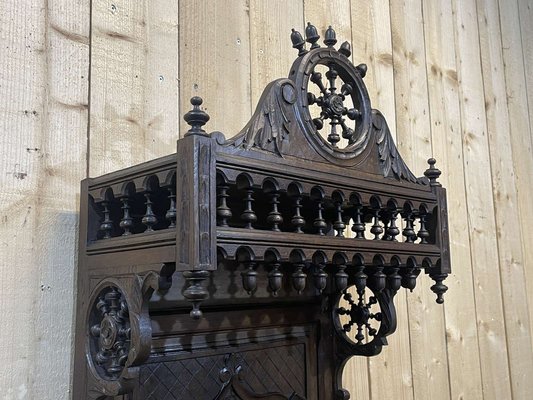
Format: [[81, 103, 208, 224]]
[[324, 26, 337, 48], [355, 63, 367, 78], [184, 96, 210, 137], [305, 22, 320, 49], [291, 28, 307, 56], [339, 41, 351, 57], [424, 158, 442, 186]]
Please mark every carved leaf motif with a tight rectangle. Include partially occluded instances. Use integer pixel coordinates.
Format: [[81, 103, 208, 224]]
[[373, 109, 420, 183], [228, 79, 296, 157]]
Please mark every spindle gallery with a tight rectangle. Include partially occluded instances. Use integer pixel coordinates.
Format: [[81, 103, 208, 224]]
[[73, 23, 450, 399]]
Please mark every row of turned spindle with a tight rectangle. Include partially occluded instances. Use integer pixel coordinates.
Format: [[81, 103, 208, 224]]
[[217, 184, 432, 243], [98, 186, 176, 239], [238, 258, 421, 296], [96, 182, 432, 244]]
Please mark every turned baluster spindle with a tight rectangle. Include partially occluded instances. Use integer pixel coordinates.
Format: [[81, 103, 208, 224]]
[[381, 216, 391, 241], [291, 194, 306, 233], [386, 208, 400, 241], [216, 184, 232, 227], [313, 262, 328, 294], [335, 261, 349, 292], [333, 199, 345, 237], [401, 267, 420, 291], [417, 211, 430, 244], [372, 266, 386, 292], [387, 266, 402, 291], [266, 190, 283, 232], [313, 198, 327, 235], [268, 261, 283, 296], [355, 325, 365, 345], [370, 208, 383, 240], [100, 201, 114, 239], [402, 210, 416, 243], [241, 260, 257, 295], [354, 265, 367, 294], [142, 192, 158, 232], [241, 188, 257, 229], [352, 205, 365, 239], [119, 196, 134, 235], [292, 262, 307, 294], [165, 187, 177, 228]]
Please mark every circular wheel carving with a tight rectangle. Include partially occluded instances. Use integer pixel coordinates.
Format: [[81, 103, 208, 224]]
[[336, 286, 382, 345], [290, 47, 373, 164], [88, 286, 131, 380]]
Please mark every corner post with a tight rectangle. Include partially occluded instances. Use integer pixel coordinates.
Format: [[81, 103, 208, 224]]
[[176, 97, 217, 318], [424, 158, 450, 303]]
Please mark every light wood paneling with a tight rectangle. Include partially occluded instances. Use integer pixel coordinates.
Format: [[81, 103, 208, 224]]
[[477, 0, 533, 398], [89, 0, 179, 175], [422, 0, 484, 398], [0, 0, 89, 398], [451, 0, 512, 398], [178, 0, 251, 138], [249, 0, 304, 108]]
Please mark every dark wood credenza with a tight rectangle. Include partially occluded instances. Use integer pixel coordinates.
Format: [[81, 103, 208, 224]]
[[72, 24, 450, 400]]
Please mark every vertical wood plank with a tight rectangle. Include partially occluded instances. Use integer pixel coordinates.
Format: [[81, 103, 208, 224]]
[[0, 0, 89, 397], [389, 1, 451, 400], [89, 1, 178, 176], [451, 0, 512, 398], [249, 0, 304, 108], [178, 0, 251, 138], [143, 1, 180, 156], [89, 0, 146, 175], [498, 0, 533, 374], [421, 1, 484, 399]]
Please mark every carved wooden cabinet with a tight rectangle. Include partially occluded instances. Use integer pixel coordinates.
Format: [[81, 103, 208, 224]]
[[73, 24, 450, 400]]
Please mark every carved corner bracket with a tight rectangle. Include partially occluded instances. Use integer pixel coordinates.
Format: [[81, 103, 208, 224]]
[[330, 265, 420, 396], [85, 265, 174, 399]]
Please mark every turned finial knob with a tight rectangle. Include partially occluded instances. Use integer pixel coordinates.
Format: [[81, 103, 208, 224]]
[[305, 22, 320, 49], [291, 28, 307, 56], [184, 96, 210, 137], [339, 41, 351, 58], [424, 158, 442, 187], [324, 26, 337, 47], [356, 63, 368, 78]]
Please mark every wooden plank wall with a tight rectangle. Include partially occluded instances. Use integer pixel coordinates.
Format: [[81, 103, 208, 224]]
[[0, 0, 90, 398], [1, 0, 533, 398]]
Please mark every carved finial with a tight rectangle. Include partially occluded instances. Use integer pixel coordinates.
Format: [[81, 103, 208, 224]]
[[182, 270, 210, 319], [430, 273, 448, 304], [355, 63, 367, 78], [324, 26, 337, 48], [184, 96, 210, 137], [291, 28, 307, 56], [424, 158, 442, 186], [339, 41, 351, 57], [305, 22, 320, 49]]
